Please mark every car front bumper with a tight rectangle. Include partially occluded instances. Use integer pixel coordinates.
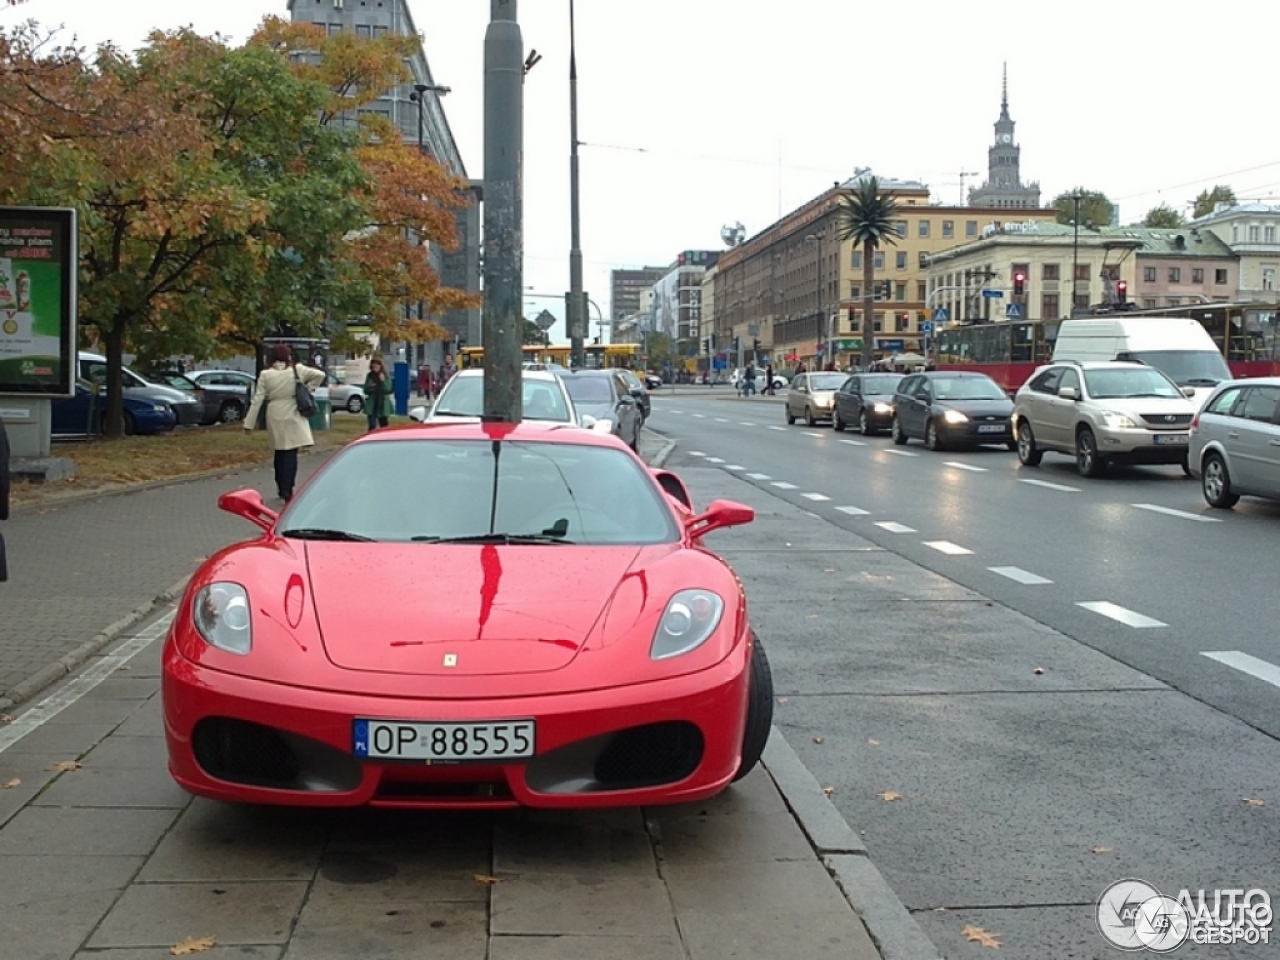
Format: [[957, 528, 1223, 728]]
[[939, 419, 1014, 443], [1093, 427, 1190, 462]]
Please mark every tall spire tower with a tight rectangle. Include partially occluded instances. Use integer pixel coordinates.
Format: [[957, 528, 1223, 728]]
[[968, 64, 1040, 209]]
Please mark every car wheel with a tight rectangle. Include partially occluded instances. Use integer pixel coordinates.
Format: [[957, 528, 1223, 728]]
[[924, 419, 944, 451], [217, 400, 244, 424], [891, 415, 908, 445], [1075, 427, 1104, 478], [859, 410, 871, 435], [347, 396, 364, 414], [122, 411, 137, 436], [785, 406, 795, 425], [1201, 453, 1239, 508], [833, 409, 845, 432], [1016, 419, 1043, 466], [732, 634, 774, 783], [805, 406, 816, 427]]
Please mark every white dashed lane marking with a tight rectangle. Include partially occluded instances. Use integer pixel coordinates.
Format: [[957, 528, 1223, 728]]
[[1132, 503, 1223, 523], [988, 566, 1053, 585], [688, 451, 706, 457], [1076, 601, 1167, 628], [769, 426, 787, 432], [747, 473, 771, 480], [1018, 478, 1081, 492], [944, 461, 988, 473], [771, 482, 799, 490], [691, 413, 705, 418], [875, 521, 916, 534], [885, 449, 919, 457], [802, 432, 824, 438], [802, 493, 831, 501], [715, 418, 729, 423], [1202, 652, 1280, 690], [739, 422, 756, 427], [706, 457, 725, 464], [924, 540, 974, 556], [725, 465, 745, 471], [835, 506, 870, 516], [838, 438, 866, 446]]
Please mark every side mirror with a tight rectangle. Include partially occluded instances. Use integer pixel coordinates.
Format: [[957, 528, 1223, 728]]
[[218, 489, 277, 532], [629, 386, 646, 398], [408, 406, 428, 422], [1057, 386, 1079, 400], [617, 395, 636, 406], [1181, 386, 1197, 398], [688, 499, 754, 538]]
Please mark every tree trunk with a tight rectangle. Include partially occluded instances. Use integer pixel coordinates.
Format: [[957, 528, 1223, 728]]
[[102, 321, 128, 439], [860, 240, 875, 370]]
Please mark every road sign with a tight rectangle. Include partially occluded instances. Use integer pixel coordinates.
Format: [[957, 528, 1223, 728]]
[[920, 321, 933, 335], [931, 308, 949, 322], [1005, 303, 1022, 319], [982, 289, 1004, 299], [533, 309, 557, 331]]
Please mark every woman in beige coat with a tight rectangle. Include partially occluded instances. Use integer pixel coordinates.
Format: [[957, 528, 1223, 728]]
[[244, 344, 327, 502]]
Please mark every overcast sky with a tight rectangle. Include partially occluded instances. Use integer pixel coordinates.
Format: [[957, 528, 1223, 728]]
[[7, 0, 1280, 345]]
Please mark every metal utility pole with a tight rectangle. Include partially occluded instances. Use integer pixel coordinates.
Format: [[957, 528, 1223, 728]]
[[483, 0, 523, 420], [1071, 192, 1082, 319], [567, 0, 586, 369]]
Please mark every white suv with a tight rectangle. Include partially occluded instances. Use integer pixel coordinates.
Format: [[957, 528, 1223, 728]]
[[1012, 361, 1198, 477]]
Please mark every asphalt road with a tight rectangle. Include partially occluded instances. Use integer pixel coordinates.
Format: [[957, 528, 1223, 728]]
[[649, 387, 1280, 958]]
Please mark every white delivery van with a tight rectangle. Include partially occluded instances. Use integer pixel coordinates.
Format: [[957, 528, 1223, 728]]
[[1051, 316, 1232, 403]]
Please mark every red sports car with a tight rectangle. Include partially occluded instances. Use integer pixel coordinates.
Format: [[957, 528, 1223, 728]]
[[162, 420, 772, 809]]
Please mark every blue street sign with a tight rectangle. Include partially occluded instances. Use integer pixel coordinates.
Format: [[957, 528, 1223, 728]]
[[1005, 303, 1022, 319], [920, 321, 933, 335], [982, 289, 1004, 299], [931, 308, 949, 322]]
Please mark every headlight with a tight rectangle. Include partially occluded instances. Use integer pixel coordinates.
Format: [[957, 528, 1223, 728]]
[[151, 403, 168, 411], [873, 402, 892, 414], [651, 589, 724, 660], [942, 409, 969, 424], [1101, 411, 1137, 429], [193, 583, 252, 655]]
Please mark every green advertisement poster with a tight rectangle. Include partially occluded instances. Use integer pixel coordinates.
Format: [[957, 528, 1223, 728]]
[[0, 207, 78, 396]]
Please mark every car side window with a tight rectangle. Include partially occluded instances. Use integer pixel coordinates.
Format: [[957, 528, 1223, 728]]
[[1207, 387, 1244, 416], [1239, 386, 1280, 423], [897, 376, 917, 397], [1029, 368, 1061, 394], [1057, 368, 1080, 393], [795, 375, 808, 393], [840, 376, 855, 393]]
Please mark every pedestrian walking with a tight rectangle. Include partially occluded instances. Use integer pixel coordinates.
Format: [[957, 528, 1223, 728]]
[[244, 344, 327, 504], [417, 365, 429, 398], [743, 363, 757, 397], [438, 353, 457, 390], [764, 363, 774, 396], [363, 357, 393, 431], [0, 416, 10, 582]]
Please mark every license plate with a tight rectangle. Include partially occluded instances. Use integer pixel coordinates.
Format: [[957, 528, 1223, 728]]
[[1154, 433, 1189, 445], [353, 719, 535, 762], [977, 424, 1006, 433]]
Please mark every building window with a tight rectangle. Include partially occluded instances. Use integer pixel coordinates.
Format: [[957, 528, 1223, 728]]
[[966, 220, 978, 237], [327, 23, 343, 34], [895, 221, 907, 238], [1215, 268, 1228, 284], [1074, 264, 1090, 280], [896, 313, 910, 332], [851, 251, 862, 269], [918, 221, 930, 238], [895, 251, 907, 270], [895, 283, 906, 301], [1168, 267, 1181, 283], [850, 284, 861, 299], [1143, 266, 1157, 282], [873, 314, 883, 333], [1042, 263, 1060, 281], [1191, 268, 1204, 283], [373, 25, 388, 37], [1264, 267, 1276, 291], [917, 282, 927, 300], [942, 220, 954, 238], [1143, 298, 1157, 308], [1233, 226, 1240, 243], [874, 251, 884, 270], [1250, 226, 1260, 242], [1267, 226, 1277, 243], [1041, 293, 1059, 318], [1166, 298, 1181, 306]]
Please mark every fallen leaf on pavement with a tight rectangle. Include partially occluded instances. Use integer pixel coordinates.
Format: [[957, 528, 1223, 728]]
[[822, 786, 835, 797], [1033, 667, 1045, 675], [776, 697, 789, 704], [1090, 846, 1112, 854], [0, 714, 12, 724], [878, 790, 904, 802], [1242, 798, 1266, 807], [474, 874, 504, 885], [962, 923, 1001, 948], [813, 737, 825, 744], [867, 738, 881, 746], [170, 936, 216, 955], [117, 665, 132, 672], [46, 760, 81, 772], [3, 778, 20, 789]]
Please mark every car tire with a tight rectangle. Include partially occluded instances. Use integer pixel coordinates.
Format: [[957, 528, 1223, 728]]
[[785, 407, 795, 425], [859, 410, 871, 435], [1201, 452, 1239, 508], [122, 411, 137, 436], [924, 419, 944, 451], [1016, 419, 1043, 466], [833, 409, 846, 432], [347, 396, 364, 414], [805, 406, 816, 427], [1075, 426, 1104, 478], [733, 634, 774, 783], [891, 416, 908, 445], [217, 400, 244, 424], [1180, 456, 1192, 477]]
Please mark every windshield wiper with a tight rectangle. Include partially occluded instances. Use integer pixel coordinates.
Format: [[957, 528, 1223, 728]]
[[428, 410, 478, 417], [413, 533, 573, 545], [279, 528, 376, 542], [1183, 378, 1221, 386]]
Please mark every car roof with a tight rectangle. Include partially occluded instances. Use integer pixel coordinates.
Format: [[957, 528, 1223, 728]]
[[914, 371, 995, 379], [449, 368, 561, 382], [353, 420, 623, 448], [561, 369, 618, 377], [1047, 360, 1159, 371]]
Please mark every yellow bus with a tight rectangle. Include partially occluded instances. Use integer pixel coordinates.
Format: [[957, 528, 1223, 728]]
[[459, 343, 640, 370]]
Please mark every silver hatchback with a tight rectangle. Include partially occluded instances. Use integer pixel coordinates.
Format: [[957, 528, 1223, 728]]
[[1188, 377, 1280, 508]]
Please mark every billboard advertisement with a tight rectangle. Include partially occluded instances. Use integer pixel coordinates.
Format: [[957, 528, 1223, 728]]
[[0, 207, 77, 396]]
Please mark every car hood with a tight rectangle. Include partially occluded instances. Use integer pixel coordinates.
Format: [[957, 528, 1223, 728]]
[[572, 401, 619, 421], [309, 544, 641, 676], [1089, 395, 1197, 416], [131, 383, 196, 405], [936, 397, 1014, 416]]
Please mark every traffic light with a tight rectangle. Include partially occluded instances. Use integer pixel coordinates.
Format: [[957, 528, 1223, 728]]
[[1116, 280, 1128, 304], [752, 338, 760, 354], [1013, 271, 1026, 297]]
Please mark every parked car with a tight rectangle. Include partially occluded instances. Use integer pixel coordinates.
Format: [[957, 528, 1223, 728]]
[[784, 372, 846, 426], [148, 370, 243, 425], [643, 372, 664, 390], [560, 369, 643, 451], [833, 372, 904, 434], [616, 369, 651, 421], [52, 379, 177, 438], [1188, 377, 1280, 508], [323, 374, 365, 414], [892, 371, 1016, 450], [161, 421, 770, 808], [1012, 361, 1196, 477], [78, 352, 204, 427], [413, 368, 580, 426]]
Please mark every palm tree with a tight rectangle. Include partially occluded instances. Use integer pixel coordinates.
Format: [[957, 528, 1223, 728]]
[[836, 176, 899, 371]]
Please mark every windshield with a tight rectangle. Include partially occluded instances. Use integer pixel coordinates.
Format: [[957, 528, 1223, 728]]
[[562, 376, 615, 404], [863, 375, 904, 394], [280, 439, 680, 545], [1128, 350, 1231, 386], [432, 377, 572, 422], [1084, 367, 1182, 399], [809, 373, 847, 390], [931, 377, 1007, 401]]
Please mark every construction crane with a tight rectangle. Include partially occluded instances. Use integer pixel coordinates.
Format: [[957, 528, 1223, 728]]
[[956, 170, 980, 205]]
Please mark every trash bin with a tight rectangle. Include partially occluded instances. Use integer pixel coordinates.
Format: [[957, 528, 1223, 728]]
[[309, 395, 331, 432]]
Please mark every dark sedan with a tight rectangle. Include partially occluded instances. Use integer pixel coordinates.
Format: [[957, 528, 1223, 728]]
[[559, 369, 643, 451], [52, 379, 177, 438], [833, 372, 904, 435], [891, 371, 1016, 451]]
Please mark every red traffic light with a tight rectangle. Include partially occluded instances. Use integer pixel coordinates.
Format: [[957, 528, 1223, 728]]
[[1116, 279, 1128, 303], [1012, 271, 1026, 296]]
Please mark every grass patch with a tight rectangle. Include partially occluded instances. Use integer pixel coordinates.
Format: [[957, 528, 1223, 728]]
[[10, 413, 408, 508]]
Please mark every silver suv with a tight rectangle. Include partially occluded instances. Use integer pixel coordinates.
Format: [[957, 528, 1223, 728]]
[[1012, 361, 1197, 477]]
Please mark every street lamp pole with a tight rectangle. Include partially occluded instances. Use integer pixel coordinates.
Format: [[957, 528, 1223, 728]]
[[1071, 192, 1082, 319], [567, 0, 586, 369]]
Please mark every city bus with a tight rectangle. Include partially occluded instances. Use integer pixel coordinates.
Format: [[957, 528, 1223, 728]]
[[934, 302, 1280, 393], [459, 343, 641, 370]]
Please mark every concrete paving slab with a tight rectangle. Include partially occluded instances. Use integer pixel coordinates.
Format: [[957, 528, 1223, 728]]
[[80, 734, 170, 770], [490, 873, 677, 938], [489, 933, 685, 960], [492, 812, 655, 878], [31, 765, 191, 809], [662, 859, 851, 916], [285, 899, 487, 960], [649, 808, 813, 865], [678, 908, 882, 960], [9, 887, 120, 960], [80, 677, 161, 701], [0, 806, 180, 856], [73, 948, 282, 960], [87, 881, 309, 948], [0, 720, 123, 757], [41, 697, 144, 728], [110, 696, 164, 737], [312, 844, 491, 903], [653, 766, 790, 819], [325, 807, 493, 850], [0, 852, 144, 905]]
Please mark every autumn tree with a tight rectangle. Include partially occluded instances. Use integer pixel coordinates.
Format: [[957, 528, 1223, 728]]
[[1142, 204, 1185, 228], [1051, 189, 1114, 228], [1193, 184, 1236, 219]]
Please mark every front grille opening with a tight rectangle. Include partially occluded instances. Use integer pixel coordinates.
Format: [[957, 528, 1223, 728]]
[[593, 721, 703, 790], [193, 717, 301, 789]]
